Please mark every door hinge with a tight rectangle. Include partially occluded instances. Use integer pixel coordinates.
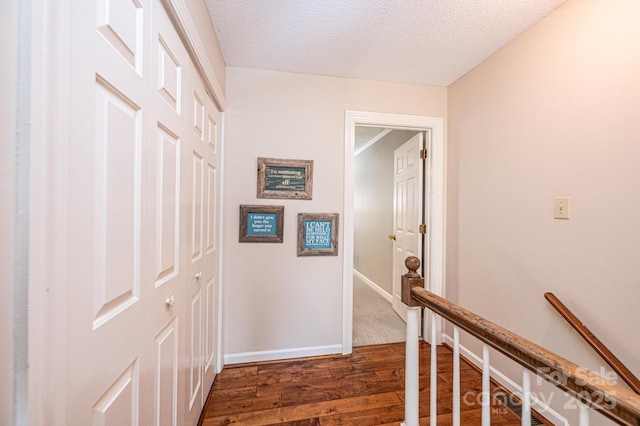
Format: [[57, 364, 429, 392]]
[[420, 149, 428, 160], [419, 224, 427, 234]]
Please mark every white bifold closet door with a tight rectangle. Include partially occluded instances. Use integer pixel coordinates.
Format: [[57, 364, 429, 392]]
[[66, 0, 220, 424]]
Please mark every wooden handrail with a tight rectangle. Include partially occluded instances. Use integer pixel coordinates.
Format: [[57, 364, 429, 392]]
[[545, 292, 640, 395], [410, 286, 640, 425]]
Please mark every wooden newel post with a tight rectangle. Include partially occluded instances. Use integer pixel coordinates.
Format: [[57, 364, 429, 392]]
[[401, 256, 424, 307], [402, 256, 423, 426]]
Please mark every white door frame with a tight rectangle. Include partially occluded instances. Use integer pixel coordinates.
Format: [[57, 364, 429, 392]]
[[343, 110, 445, 354]]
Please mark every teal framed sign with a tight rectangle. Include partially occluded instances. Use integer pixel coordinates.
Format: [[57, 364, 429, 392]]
[[239, 205, 284, 243], [257, 157, 313, 200], [297, 213, 339, 256]]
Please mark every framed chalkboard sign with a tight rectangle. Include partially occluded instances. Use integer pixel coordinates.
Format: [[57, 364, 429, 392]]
[[297, 213, 339, 256], [257, 157, 313, 200], [239, 205, 284, 243]]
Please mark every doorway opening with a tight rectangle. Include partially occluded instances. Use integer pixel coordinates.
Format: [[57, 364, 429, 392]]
[[343, 111, 445, 355], [352, 127, 424, 347]]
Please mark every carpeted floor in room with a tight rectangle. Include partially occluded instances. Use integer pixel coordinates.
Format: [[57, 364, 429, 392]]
[[352, 275, 406, 347]]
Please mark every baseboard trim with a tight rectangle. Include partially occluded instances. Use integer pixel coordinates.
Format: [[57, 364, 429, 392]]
[[224, 344, 342, 365], [353, 269, 392, 302], [442, 334, 569, 426]]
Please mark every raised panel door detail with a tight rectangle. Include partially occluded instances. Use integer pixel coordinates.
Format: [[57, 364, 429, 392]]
[[93, 78, 141, 330], [407, 146, 416, 167], [97, 0, 143, 74], [154, 125, 180, 287], [188, 290, 202, 410], [157, 36, 181, 112], [205, 165, 216, 254], [204, 276, 216, 375], [406, 175, 417, 234], [193, 93, 204, 141], [92, 360, 139, 425], [191, 152, 204, 262], [154, 319, 178, 426], [207, 114, 217, 153], [395, 181, 405, 231]]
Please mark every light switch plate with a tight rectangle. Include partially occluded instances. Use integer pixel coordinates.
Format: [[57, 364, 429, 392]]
[[554, 197, 570, 219]]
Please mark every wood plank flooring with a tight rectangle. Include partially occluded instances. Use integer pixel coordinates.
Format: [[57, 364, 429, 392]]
[[200, 341, 550, 425]]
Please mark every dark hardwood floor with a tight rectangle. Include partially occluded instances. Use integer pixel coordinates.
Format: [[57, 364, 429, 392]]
[[200, 341, 550, 425]]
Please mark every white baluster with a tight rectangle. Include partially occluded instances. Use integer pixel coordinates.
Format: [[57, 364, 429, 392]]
[[403, 306, 420, 426], [453, 326, 460, 426], [431, 311, 437, 426], [579, 401, 590, 426], [521, 369, 531, 426], [482, 344, 491, 426]]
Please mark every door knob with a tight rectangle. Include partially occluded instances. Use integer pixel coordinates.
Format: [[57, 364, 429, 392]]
[[195, 272, 202, 280], [165, 294, 176, 309], [388, 234, 396, 241]]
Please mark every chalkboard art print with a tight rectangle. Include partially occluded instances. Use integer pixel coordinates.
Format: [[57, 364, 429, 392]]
[[239, 205, 284, 243], [297, 213, 339, 256], [257, 157, 313, 200]]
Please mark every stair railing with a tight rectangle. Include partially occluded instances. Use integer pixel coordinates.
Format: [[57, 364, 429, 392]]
[[545, 292, 640, 395], [400, 256, 640, 426]]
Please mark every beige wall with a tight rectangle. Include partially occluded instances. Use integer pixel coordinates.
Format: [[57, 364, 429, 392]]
[[184, 0, 226, 90], [449, 0, 640, 422], [354, 130, 418, 295], [223, 67, 446, 358], [0, 0, 17, 423]]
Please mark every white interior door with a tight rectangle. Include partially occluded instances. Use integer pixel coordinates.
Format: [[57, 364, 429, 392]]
[[65, 1, 220, 424], [182, 69, 220, 426], [146, 3, 191, 425], [391, 133, 424, 322], [67, 1, 153, 424]]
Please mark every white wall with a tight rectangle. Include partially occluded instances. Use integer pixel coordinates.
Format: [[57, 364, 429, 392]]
[[449, 0, 640, 423], [184, 0, 226, 90], [223, 67, 446, 360], [0, 0, 17, 423]]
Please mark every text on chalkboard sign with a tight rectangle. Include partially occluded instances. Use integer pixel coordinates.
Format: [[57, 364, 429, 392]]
[[304, 220, 332, 249], [247, 213, 277, 235], [239, 205, 284, 243], [257, 158, 313, 200], [297, 213, 339, 256]]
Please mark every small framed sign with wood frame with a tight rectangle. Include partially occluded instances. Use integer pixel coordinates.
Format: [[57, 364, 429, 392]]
[[257, 157, 313, 200], [297, 213, 339, 256], [239, 205, 284, 243]]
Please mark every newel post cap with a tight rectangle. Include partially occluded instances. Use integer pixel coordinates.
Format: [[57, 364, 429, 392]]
[[405, 256, 421, 278]]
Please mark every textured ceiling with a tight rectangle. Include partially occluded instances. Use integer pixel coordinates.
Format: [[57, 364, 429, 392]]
[[205, 0, 565, 86]]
